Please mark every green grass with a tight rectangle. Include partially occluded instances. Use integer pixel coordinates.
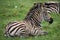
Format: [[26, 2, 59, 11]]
[[0, 0, 60, 40]]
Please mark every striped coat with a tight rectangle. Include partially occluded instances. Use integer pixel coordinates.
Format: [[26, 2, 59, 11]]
[[45, 1, 59, 14], [4, 3, 54, 37], [4, 21, 46, 37]]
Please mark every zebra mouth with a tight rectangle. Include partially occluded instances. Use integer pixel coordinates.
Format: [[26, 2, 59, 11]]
[[49, 18, 53, 24]]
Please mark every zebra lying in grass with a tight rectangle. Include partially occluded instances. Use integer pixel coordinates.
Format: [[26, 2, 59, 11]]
[[4, 3, 53, 37]]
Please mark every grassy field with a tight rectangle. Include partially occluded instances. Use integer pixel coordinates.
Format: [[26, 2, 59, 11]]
[[0, 0, 60, 40]]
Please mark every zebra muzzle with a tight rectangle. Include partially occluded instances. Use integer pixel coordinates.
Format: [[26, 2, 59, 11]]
[[49, 17, 53, 24]]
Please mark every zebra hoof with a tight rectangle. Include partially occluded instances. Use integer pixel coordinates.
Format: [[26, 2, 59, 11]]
[[43, 32, 48, 35]]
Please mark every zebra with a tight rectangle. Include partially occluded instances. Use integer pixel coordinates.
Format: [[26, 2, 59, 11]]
[[4, 3, 53, 37], [45, 1, 60, 14]]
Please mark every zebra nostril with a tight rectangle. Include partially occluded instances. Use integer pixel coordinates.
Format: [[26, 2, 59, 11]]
[[49, 18, 53, 24]]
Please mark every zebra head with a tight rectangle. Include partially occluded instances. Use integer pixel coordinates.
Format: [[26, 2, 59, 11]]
[[33, 3, 53, 24], [42, 3, 53, 24], [43, 1, 60, 24]]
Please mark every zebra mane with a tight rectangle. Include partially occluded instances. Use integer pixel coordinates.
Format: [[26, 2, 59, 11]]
[[24, 5, 37, 20], [24, 3, 42, 20], [24, 3, 42, 26]]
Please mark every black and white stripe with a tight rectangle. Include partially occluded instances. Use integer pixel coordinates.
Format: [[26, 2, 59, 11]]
[[45, 2, 59, 14], [4, 21, 27, 37]]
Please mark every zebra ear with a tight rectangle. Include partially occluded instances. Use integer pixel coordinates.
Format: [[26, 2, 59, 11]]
[[34, 2, 42, 6], [34, 2, 37, 5]]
